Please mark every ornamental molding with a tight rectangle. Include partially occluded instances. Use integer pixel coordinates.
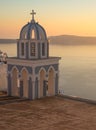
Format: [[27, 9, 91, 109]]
[[7, 57, 61, 67]]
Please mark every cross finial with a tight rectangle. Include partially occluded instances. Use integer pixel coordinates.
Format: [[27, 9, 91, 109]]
[[30, 10, 36, 21]]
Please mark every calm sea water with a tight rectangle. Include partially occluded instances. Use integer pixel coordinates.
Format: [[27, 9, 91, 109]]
[[0, 43, 96, 100]]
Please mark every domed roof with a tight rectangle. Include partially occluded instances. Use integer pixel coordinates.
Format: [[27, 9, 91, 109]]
[[20, 10, 47, 40]]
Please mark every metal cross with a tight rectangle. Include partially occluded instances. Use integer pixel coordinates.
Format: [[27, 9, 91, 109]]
[[30, 10, 36, 20]]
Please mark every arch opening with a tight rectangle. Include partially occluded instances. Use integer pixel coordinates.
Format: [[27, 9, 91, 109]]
[[12, 68, 19, 96], [21, 69, 28, 98], [42, 43, 45, 56], [31, 29, 35, 39], [48, 68, 55, 96], [39, 69, 46, 97], [21, 42, 24, 56], [30, 42, 35, 56]]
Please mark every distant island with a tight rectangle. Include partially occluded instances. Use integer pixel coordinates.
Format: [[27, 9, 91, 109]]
[[49, 35, 96, 45], [1, 35, 96, 45], [0, 39, 17, 43]]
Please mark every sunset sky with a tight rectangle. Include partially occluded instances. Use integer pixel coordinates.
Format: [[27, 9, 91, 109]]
[[1, 0, 96, 38]]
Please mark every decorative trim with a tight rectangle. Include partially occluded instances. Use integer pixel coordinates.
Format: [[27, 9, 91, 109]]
[[8, 64, 32, 74], [7, 57, 61, 67], [35, 64, 59, 74], [38, 67, 46, 75]]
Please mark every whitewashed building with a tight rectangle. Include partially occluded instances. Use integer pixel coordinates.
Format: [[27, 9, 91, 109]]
[[0, 64, 7, 91], [7, 10, 61, 100]]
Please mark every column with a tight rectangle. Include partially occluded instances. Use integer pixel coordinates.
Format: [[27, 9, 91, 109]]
[[7, 73, 11, 96], [55, 73, 58, 95], [32, 80, 35, 99], [28, 77, 32, 100], [38, 77, 40, 98], [35, 77, 38, 99], [45, 75, 48, 96]]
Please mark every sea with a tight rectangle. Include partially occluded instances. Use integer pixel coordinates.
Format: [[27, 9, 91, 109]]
[[0, 43, 96, 100]]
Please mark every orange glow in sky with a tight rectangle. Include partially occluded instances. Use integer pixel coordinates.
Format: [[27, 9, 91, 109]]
[[1, 0, 96, 38]]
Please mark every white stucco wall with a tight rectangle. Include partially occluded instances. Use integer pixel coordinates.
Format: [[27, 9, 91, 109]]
[[0, 63, 7, 91]]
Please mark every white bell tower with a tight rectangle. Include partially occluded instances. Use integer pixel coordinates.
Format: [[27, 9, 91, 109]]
[[17, 10, 49, 60]]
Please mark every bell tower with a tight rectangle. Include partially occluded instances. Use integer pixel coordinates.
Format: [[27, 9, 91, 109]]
[[17, 10, 49, 60], [7, 10, 61, 100]]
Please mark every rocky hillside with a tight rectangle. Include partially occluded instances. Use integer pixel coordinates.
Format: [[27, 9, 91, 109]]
[[49, 35, 96, 45], [0, 39, 16, 43]]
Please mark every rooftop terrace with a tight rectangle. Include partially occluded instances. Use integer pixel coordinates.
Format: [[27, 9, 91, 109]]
[[0, 96, 96, 130]]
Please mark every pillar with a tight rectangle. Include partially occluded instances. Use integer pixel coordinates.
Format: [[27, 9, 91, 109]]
[[35, 77, 38, 99], [28, 77, 32, 100], [7, 73, 11, 96], [55, 73, 58, 95]]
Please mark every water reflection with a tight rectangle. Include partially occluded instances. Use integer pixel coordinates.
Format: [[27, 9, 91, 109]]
[[0, 43, 96, 100], [49, 45, 96, 100]]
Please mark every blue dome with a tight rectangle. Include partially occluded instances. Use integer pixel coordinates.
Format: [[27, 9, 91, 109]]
[[20, 21, 47, 40], [17, 10, 49, 60]]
